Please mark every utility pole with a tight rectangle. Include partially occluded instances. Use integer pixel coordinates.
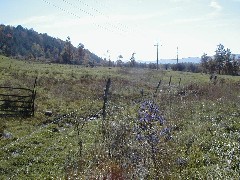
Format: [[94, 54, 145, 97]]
[[177, 46, 179, 64], [107, 50, 111, 67], [154, 43, 159, 70]]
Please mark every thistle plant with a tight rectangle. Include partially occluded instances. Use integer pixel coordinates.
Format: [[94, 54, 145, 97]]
[[135, 100, 169, 177]]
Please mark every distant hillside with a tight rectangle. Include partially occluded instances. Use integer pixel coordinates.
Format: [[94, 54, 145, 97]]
[[0, 24, 103, 65], [139, 57, 201, 64], [180, 57, 201, 63]]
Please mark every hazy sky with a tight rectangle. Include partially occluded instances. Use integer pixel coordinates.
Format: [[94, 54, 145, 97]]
[[1, 0, 240, 62]]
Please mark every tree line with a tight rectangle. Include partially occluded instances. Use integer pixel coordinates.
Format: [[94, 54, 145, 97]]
[[161, 44, 240, 75], [201, 44, 240, 75], [0, 24, 102, 65], [1, 24, 239, 74]]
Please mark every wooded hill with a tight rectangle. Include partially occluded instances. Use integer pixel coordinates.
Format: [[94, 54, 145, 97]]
[[0, 24, 103, 65]]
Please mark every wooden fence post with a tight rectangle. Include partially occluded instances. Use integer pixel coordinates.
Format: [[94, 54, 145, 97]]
[[102, 78, 111, 120], [31, 77, 37, 116], [102, 78, 111, 138], [155, 80, 162, 94], [179, 78, 181, 87], [140, 89, 144, 98], [169, 76, 172, 86]]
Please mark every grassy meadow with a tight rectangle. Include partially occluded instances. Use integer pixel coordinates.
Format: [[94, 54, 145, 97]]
[[0, 55, 239, 179]]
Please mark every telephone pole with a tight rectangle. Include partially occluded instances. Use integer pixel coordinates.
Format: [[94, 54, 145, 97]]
[[177, 46, 179, 64], [154, 43, 159, 70], [107, 50, 111, 67]]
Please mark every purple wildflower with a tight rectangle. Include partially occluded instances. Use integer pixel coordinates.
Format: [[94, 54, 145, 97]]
[[160, 127, 172, 141], [159, 127, 171, 136], [136, 100, 167, 145], [138, 100, 164, 125]]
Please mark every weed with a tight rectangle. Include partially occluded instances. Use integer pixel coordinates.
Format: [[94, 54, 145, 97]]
[[0, 55, 239, 179]]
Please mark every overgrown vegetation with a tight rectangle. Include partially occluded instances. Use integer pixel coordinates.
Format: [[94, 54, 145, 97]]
[[201, 44, 240, 75], [0, 55, 239, 179], [169, 44, 240, 75]]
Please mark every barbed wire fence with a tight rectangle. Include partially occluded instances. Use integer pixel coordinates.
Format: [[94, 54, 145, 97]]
[[1, 75, 185, 178]]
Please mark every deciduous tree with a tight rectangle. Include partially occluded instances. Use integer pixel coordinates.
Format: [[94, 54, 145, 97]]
[[62, 36, 73, 64]]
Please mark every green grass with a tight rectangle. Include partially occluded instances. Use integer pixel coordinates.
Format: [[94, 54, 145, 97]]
[[0, 55, 239, 179]]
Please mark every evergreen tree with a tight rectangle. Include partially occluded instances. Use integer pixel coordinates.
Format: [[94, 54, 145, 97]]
[[215, 44, 231, 74], [201, 44, 239, 75]]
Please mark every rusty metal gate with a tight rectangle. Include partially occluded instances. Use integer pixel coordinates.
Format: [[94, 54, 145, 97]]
[[0, 78, 37, 117]]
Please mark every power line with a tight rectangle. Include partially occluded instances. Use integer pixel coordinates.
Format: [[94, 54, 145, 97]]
[[75, 0, 104, 15], [90, 0, 148, 34], [62, 0, 128, 33], [42, 0, 167, 60], [61, 0, 93, 17], [42, 0, 82, 19], [43, 0, 139, 36], [41, 0, 122, 34], [74, 0, 130, 33], [42, 0, 152, 40]]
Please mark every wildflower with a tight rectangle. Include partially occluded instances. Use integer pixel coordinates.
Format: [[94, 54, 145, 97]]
[[147, 133, 159, 144], [160, 128, 172, 141], [138, 100, 165, 125], [159, 127, 171, 136], [136, 100, 166, 145]]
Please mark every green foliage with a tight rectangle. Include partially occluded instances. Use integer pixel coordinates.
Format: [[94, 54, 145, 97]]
[[0, 55, 239, 179], [0, 24, 103, 65], [201, 44, 240, 75], [171, 62, 201, 73]]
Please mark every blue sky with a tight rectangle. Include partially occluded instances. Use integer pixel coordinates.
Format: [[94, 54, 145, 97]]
[[1, 0, 240, 62]]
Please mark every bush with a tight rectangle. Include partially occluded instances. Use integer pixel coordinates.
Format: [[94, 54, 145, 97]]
[[171, 63, 201, 73]]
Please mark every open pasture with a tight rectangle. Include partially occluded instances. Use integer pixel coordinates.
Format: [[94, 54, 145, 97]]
[[0, 55, 239, 179]]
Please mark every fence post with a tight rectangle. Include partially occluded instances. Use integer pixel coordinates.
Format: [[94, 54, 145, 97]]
[[179, 78, 181, 87], [169, 76, 172, 86], [31, 77, 38, 116], [140, 89, 144, 98], [102, 78, 111, 138], [102, 78, 111, 120], [155, 80, 162, 94]]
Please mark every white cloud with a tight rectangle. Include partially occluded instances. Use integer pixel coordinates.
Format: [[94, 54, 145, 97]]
[[208, 0, 223, 18], [210, 0, 222, 11]]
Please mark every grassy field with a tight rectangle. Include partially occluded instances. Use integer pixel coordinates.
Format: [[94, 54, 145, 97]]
[[0, 55, 239, 179]]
